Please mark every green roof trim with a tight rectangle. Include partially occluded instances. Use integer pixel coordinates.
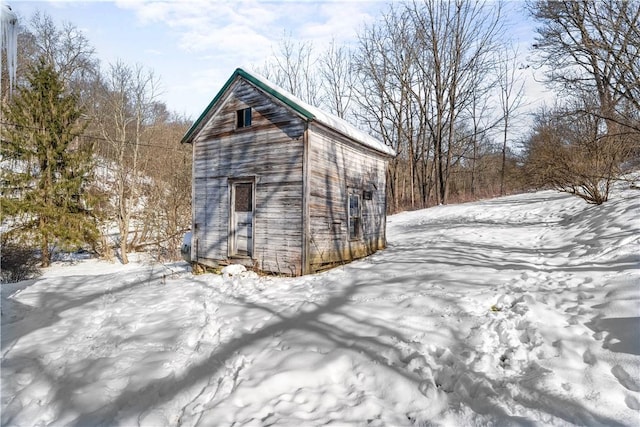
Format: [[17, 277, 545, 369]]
[[241, 69, 316, 120], [181, 68, 315, 144]]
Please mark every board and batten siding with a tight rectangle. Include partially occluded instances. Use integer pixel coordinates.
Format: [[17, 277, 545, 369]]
[[305, 123, 388, 272], [192, 79, 306, 275]]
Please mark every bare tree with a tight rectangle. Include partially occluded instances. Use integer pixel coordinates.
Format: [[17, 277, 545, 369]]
[[91, 61, 160, 264], [136, 113, 192, 261], [18, 11, 98, 100], [527, 0, 639, 202], [318, 40, 355, 119], [414, 0, 504, 204], [256, 32, 320, 106], [355, 5, 422, 211], [355, 0, 505, 209], [530, 0, 639, 133], [495, 45, 525, 196], [609, 2, 640, 116], [466, 85, 496, 196]]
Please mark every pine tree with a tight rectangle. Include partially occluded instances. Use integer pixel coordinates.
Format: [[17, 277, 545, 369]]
[[1, 58, 99, 267]]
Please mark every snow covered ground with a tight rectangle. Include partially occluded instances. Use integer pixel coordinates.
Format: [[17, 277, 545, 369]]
[[2, 183, 639, 426]]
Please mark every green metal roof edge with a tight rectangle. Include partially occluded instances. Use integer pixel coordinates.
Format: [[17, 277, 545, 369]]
[[181, 68, 315, 144], [180, 70, 237, 144], [239, 69, 316, 121]]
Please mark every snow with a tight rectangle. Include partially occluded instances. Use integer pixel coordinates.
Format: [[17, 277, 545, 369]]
[[2, 182, 639, 426]]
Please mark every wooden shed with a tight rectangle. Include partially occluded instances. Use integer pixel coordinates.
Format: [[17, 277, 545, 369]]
[[181, 68, 395, 276]]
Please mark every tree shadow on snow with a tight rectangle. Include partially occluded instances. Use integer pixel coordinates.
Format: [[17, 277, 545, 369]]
[[585, 316, 640, 356], [67, 274, 437, 425], [1, 266, 168, 352]]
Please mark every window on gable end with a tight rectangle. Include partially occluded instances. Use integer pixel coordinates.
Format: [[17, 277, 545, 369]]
[[236, 107, 252, 128]]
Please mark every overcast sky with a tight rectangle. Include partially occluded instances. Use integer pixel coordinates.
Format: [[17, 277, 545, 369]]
[[10, 0, 548, 124]]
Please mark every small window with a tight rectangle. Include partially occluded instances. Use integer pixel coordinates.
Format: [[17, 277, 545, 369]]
[[234, 183, 253, 212], [236, 107, 252, 128], [348, 193, 361, 240]]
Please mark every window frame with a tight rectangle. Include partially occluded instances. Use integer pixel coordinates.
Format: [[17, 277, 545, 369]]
[[348, 192, 362, 240], [236, 107, 252, 129]]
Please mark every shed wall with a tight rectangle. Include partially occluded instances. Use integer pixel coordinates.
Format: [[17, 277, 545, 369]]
[[192, 79, 305, 275], [306, 124, 388, 271]]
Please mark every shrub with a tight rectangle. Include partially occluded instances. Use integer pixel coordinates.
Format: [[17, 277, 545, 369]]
[[1, 240, 41, 283]]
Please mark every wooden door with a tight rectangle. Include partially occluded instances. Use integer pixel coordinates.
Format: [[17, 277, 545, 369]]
[[231, 182, 253, 256]]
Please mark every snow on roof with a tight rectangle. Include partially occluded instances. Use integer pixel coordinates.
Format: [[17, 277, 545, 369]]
[[181, 68, 396, 157]]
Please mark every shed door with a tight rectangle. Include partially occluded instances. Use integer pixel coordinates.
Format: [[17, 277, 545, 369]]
[[231, 182, 253, 257]]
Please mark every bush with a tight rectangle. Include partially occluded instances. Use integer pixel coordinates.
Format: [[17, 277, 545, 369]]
[[523, 106, 633, 204], [1, 241, 41, 283]]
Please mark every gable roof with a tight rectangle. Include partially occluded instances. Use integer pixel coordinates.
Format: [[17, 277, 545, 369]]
[[181, 67, 396, 157]]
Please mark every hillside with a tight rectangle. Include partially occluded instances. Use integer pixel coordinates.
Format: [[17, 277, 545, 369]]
[[2, 181, 639, 426]]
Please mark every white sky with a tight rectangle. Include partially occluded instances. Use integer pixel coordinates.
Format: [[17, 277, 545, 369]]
[[11, 0, 551, 127]]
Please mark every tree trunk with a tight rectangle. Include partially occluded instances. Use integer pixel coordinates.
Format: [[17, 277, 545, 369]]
[[471, 136, 478, 196], [40, 217, 50, 267], [500, 117, 508, 196], [119, 204, 130, 265]]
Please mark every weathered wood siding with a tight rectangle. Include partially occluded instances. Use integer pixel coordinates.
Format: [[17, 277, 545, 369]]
[[306, 123, 388, 272], [192, 78, 305, 275]]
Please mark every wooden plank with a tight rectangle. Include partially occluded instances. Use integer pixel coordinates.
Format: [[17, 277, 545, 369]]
[[305, 125, 388, 271]]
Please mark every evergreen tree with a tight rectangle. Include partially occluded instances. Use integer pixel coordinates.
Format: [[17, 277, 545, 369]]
[[1, 58, 98, 266]]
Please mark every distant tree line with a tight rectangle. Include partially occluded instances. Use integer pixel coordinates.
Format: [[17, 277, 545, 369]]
[[258, 2, 527, 212], [258, 0, 639, 209]]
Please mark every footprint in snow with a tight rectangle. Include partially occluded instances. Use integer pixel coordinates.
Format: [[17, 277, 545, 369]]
[[611, 365, 640, 392], [625, 395, 640, 411], [582, 349, 597, 365]]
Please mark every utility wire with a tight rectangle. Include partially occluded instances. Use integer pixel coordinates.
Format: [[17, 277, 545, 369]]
[[0, 120, 190, 152]]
